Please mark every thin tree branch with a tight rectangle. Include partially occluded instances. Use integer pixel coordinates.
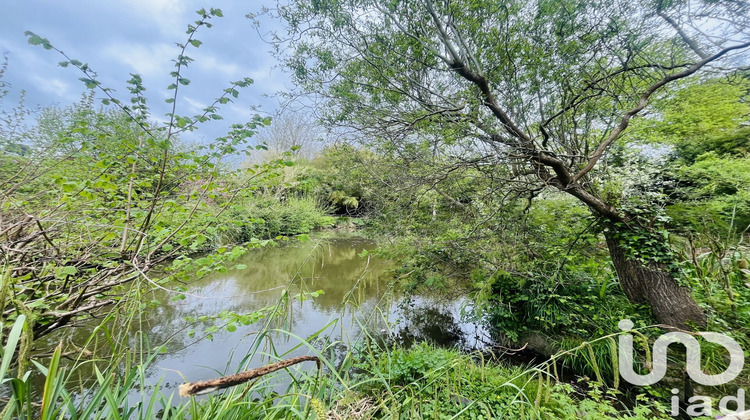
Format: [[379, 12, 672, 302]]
[[658, 12, 709, 59], [571, 40, 750, 184]]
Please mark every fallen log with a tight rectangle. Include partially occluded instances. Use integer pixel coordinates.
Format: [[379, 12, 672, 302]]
[[178, 355, 321, 397]]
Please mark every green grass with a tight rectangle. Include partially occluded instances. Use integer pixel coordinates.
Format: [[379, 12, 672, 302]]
[[0, 244, 687, 420], [1, 302, 679, 419]]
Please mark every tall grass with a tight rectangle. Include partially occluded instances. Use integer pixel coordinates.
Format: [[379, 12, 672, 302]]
[[0, 241, 676, 420], [0, 314, 673, 419]]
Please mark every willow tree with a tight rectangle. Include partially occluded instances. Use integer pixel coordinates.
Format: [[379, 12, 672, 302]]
[[269, 0, 750, 328]]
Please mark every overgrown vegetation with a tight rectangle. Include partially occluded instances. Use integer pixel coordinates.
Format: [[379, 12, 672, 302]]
[[1, 300, 678, 420], [1, 1, 750, 419]]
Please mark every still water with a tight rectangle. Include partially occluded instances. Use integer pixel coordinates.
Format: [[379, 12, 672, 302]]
[[39, 234, 488, 397]]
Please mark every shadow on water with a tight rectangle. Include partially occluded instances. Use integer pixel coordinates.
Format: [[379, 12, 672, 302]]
[[31, 233, 489, 400]]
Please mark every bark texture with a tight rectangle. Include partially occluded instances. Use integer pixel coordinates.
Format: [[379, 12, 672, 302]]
[[179, 355, 321, 396], [605, 231, 706, 330]]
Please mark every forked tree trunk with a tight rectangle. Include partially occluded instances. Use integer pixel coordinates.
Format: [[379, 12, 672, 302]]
[[605, 231, 706, 330]]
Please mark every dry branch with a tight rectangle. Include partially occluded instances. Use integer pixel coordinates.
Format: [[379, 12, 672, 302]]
[[178, 355, 321, 397]]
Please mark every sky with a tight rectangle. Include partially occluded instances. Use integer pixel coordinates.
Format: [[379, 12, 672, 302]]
[[0, 0, 291, 144]]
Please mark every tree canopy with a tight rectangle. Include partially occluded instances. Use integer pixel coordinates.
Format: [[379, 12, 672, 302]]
[[272, 0, 750, 328]]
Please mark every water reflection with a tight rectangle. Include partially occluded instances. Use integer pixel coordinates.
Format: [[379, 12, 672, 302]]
[[140, 236, 393, 388], [34, 234, 489, 400]]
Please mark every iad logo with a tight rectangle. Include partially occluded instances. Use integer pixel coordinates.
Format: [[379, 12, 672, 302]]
[[617, 319, 745, 417], [618, 319, 744, 386]]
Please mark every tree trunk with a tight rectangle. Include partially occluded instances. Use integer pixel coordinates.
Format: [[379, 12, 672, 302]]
[[605, 231, 706, 330]]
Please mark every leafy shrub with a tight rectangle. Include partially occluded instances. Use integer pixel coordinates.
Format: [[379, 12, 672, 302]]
[[479, 267, 645, 342], [229, 195, 335, 241], [347, 343, 670, 419]]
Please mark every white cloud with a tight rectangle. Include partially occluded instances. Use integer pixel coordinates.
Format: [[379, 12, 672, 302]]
[[115, 0, 188, 36], [30, 75, 71, 97], [228, 103, 260, 121], [182, 95, 206, 114], [193, 53, 239, 77], [102, 42, 174, 78], [247, 67, 288, 95], [129, 0, 185, 15]]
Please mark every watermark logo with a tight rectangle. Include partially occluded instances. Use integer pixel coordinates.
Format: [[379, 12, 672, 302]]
[[618, 319, 744, 386], [617, 319, 745, 417]]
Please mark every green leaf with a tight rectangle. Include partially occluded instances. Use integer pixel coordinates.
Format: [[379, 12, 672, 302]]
[[54, 266, 78, 279], [40, 343, 63, 419], [25, 31, 43, 44], [61, 181, 78, 193], [25, 31, 53, 49], [189, 39, 203, 48], [0, 315, 26, 382], [78, 78, 99, 89]]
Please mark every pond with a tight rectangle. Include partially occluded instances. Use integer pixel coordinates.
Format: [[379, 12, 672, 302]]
[[34, 233, 489, 399]]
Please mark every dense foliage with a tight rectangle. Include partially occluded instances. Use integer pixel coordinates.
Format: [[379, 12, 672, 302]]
[[1, 1, 749, 419]]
